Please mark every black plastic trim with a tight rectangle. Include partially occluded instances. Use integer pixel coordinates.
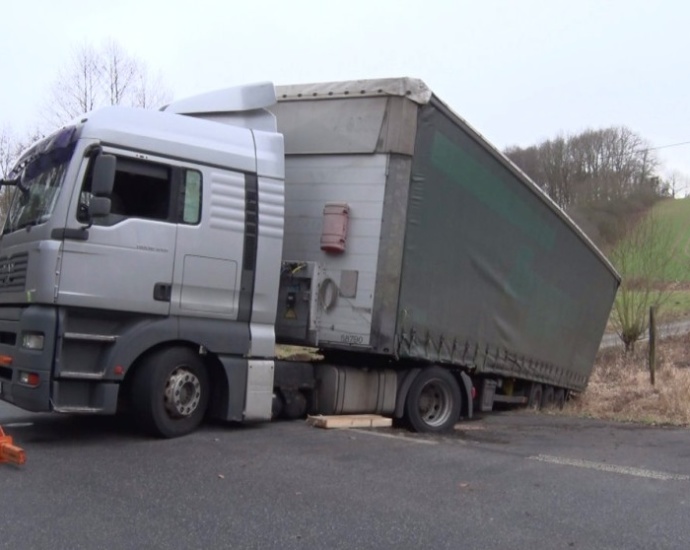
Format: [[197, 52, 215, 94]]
[[238, 173, 258, 323], [153, 283, 172, 302], [51, 228, 89, 241]]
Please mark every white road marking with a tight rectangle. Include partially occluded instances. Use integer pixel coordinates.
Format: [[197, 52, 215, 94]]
[[529, 454, 690, 481], [350, 429, 438, 445]]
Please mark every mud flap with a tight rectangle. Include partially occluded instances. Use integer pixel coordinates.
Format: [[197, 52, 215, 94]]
[[459, 371, 473, 419]]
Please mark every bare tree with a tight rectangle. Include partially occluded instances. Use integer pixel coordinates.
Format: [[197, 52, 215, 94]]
[[102, 39, 138, 106], [0, 125, 45, 178], [664, 170, 689, 198], [44, 43, 103, 129], [0, 125, 16, 179], [540, 135, 574, 207], [131, 65, 171, 109], [0, 125, 23, 223], [43, 40, 172, 130], [505, 126, 660, 209], [610, 212, 679, 351]]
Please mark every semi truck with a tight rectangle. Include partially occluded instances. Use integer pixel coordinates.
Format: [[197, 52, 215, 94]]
[[0, 78, 620, 437]]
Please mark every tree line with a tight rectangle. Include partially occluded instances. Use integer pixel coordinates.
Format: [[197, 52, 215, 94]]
[[504, 127, 674, 248], [505, 127, 667, 208]]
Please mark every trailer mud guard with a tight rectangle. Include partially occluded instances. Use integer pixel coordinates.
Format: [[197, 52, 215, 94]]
[[393, 368, 421, 419], [459, 371, 473, 419]]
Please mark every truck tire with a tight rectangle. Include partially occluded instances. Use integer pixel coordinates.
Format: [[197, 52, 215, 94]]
[[554, 388, 566, 410], [130, 347, 210, 438], [541, 386, 555, 409], [527, 383, 543, 410], [404, 367, 461, 433]]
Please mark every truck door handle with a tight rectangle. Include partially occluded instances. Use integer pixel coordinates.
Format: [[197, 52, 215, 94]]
[[153, 283, 172, 302]]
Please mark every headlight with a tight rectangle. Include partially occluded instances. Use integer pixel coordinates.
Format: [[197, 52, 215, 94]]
[[22, 332, 44, 350]]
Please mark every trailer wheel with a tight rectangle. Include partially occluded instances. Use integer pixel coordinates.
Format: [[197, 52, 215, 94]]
[[405, 367, 461, 433], [541, 386, 555, 409], [272, 391, 285, 419], [554, 388, 566, 410], [282, 390, 308, 419], [130, 347, 210, 438], [527, 383, 543, 410]]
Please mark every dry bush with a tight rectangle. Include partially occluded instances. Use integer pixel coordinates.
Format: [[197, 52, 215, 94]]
[[564, 333, 690, 425]]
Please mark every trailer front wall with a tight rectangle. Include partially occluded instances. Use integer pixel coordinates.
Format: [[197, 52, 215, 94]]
[[274, 95, 418, 350], [397, 103, 619, 391], [281, 154, 388, 347]]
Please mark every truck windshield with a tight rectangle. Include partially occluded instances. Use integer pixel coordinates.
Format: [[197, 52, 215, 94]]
[[3, 127, 77, 235]]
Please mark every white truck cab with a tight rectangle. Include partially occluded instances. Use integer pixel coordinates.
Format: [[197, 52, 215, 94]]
[[0, 83, 285, 436]]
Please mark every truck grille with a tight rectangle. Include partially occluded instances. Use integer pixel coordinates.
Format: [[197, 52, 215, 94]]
[[0, 252, 28, 292]]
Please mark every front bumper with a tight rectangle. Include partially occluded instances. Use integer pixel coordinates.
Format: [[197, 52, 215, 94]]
[[0, 305, 57, 412]]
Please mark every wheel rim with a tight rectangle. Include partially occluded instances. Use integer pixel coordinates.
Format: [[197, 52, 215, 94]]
[[417, 379, 453, 428], [164, 368, 202, 418]]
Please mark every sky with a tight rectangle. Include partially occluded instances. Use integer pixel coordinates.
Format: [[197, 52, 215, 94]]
[[2, 0, 690, 186]]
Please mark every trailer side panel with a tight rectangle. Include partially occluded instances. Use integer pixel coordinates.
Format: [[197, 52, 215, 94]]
[[396, 103, 618, 391]]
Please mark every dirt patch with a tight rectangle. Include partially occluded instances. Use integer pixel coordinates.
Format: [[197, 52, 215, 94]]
[[564, 333, 690, 426]]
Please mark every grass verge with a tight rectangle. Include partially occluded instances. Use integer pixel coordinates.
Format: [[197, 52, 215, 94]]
[[564, 333, 690, 425]]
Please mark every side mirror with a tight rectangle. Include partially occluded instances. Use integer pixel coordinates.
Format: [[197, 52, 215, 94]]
[[0, 178, 19, 188], [89, 196, 112, 218], [92, 154, 116, 197]]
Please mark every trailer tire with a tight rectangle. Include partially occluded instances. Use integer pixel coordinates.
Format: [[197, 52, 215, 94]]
[[404, 367, 461, 433], [541, 386, 555, 409], [554, 388, 566, 410], [282, 390, 308, 419], [272, 391, 285, 419], [130, 347, 210, 438], [527, 383, 543, 410]]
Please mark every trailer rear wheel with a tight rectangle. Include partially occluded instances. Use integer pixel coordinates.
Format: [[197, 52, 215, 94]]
[[541, 386, 555, 409], [527, 383, 543, 410], [282, 390, 308, 420], [272, 392, 285, 419], [130, 347, 210, 438], [554, 388, 566, 410], [405, 367, 461, 433]]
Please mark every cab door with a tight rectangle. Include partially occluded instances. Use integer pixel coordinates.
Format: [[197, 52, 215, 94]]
[[57, 150, 178, 316]]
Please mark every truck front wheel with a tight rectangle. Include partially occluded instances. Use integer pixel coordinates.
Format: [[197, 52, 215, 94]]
[[404, 367, 461, 433], [130, 347, 210, 438]]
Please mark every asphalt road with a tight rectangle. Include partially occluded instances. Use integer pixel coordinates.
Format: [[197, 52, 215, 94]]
[[2, 403, 689, 550], [600, 318, 690, 349]]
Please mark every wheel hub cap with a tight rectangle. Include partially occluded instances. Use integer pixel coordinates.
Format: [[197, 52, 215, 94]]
[[418, 381, 452, 427], [164, 368, 201, 418]]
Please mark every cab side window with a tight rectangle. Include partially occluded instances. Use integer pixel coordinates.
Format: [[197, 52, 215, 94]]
[[110, 158, 171, 221], [181, 170, 202, 224], [80, 156, 203, 226]]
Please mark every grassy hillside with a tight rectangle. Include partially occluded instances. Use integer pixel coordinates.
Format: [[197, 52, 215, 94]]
[[650, 198, 690, 282], [572, 200, 690, 425], [610, 197, 690, 323]]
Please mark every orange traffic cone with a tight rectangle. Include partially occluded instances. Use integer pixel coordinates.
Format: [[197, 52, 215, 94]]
[[0, 426, 26, 466]]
